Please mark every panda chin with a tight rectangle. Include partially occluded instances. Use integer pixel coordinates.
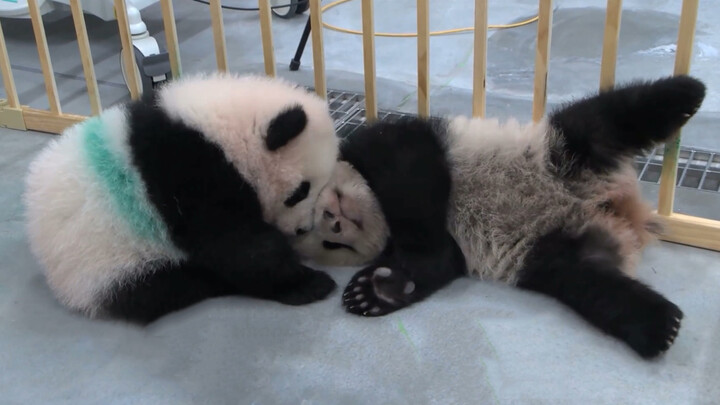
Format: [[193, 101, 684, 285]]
[[322, 240, 357, 252]]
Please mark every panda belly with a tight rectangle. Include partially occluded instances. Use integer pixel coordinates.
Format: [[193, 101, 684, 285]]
[[447, 137, 588, 285], [25, 108, 183, 316]]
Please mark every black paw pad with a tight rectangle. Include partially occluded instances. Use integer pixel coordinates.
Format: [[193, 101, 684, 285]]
[[624, 300, 684, 359], [342, 266, 416, 317]]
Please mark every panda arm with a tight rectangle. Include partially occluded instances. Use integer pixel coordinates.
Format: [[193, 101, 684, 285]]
[[128, 103, 335, 306], [176, 207, 337, 305], [339, 118, 467, 316], [343, 232, 466, 316], [341, 118, 451, 251]]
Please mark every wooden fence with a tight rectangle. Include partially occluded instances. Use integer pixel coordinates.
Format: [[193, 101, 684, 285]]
[[0, 0, 717, 251]]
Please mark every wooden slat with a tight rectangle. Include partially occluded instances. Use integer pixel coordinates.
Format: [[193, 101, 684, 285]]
[[416, 0, 430, 117], [658, 213, 720, 252], [531, 0, 553, 122], [28, 0, 61, 114], [599, 0, 622, 91], [258, 0, 276, 77], [23, 107, 85, 134], [657, 0, 699, 216], [160, 0, 182, 79], [0, 20, 20, 108], [309, 0, 327, 98], [471, 0, 488, 117], [70, 0, 101, 115], [209, 0, 228, 72], [361, 0, 377, 122], [114, 0, 141, 99]]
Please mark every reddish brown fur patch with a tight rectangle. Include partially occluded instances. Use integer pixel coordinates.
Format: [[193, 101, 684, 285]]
[[584, 164, 662, 275]]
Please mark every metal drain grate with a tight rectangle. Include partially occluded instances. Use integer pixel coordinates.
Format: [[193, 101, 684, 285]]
[[325, 89, 413, 138], [634, 147, 720, 192], [323, 88, 720, 193]]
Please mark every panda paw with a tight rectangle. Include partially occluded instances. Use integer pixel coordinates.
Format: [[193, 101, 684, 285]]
[[273, 268, 337, 305], [622, 299, 684, 359], [342, 266, 416, 317], [646, 75, 706, 141]]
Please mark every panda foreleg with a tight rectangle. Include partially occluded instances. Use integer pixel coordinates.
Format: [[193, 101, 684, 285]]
[[516, 226, 683, 359], [188, 226, 337, 306], [104, 261, 235, 324], [343, 233, 466, 316], [548, 75, 706, 175]]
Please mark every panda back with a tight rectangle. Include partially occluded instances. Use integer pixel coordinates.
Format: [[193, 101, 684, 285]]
[[25, 106, 182, 315]]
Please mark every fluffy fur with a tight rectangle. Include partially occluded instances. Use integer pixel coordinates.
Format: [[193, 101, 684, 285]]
[[25, 73, 339, 322], [294, 75, 706, 358]]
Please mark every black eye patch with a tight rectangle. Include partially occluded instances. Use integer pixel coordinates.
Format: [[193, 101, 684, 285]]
[[284, 181, 311, 207], [322, 240, 357, 252]]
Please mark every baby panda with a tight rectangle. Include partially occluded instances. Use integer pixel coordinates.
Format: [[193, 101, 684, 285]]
[[25, 73, 339, 323], [293, 75, 706, 358]]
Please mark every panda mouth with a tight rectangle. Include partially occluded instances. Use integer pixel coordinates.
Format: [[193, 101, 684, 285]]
[[322, 240, 357, 252]]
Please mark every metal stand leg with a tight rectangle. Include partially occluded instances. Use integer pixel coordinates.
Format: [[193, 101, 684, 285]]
[[289, 15, 312, 71]]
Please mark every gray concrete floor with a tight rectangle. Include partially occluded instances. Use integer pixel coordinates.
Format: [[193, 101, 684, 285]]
[[1, 1, 720, 403]]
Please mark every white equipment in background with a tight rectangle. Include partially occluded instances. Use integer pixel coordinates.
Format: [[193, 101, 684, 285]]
[[0, 0, 171, 94]]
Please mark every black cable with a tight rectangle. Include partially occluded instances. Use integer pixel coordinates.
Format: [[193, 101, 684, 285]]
[[190, 0, 308, 12]]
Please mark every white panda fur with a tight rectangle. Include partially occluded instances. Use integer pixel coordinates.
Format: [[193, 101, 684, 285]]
[[292, 161, 390, 267]]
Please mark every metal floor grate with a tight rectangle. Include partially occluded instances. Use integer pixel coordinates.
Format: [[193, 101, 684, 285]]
[[326, 89, 413, 138], [323, 88, 720, 193], [634, 147, 720, 192]]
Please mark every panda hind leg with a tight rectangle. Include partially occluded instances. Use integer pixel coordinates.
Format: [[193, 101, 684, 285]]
[[516, 226, 683, 359], [103, 262, 235, 324], [549, 75, 706, 175]]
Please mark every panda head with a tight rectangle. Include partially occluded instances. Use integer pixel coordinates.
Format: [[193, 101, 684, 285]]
[[291, 161, 389, 266], [158, 73, 339, 236]]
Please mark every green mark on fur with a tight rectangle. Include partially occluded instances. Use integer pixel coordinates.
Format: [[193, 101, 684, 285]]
[[82, 117, 170, 245]]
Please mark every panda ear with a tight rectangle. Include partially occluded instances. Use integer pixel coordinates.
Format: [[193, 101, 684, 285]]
[[265, 105, 308, 151]]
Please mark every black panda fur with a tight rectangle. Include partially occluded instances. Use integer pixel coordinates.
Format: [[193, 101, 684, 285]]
[[337, 118, 467, 316]]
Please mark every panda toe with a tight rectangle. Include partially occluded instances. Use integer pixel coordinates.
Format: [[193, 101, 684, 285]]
[[623, 300, 684, 359]]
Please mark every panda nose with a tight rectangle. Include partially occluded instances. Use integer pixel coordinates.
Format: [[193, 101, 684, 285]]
[[296, 228, 308, 236]]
